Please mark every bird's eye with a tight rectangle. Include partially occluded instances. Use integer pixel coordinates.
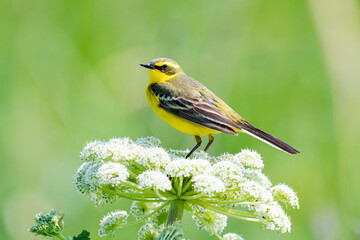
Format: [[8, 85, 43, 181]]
[[161, 64, 168, 71]]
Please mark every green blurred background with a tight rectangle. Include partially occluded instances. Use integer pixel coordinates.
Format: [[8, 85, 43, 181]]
[[1, 0, 360, 239]]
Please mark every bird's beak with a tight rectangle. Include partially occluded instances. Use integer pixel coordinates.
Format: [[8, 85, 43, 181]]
[[140, 63, 154, 70]]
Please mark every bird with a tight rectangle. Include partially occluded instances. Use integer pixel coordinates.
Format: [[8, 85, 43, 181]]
[[140, 57, 299, 159]]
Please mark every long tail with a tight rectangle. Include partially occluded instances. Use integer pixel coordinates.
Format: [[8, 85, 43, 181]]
[[241, 123, 300, 154]]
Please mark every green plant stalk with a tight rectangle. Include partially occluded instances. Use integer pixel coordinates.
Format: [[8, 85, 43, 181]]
[[56, 233, 67, 240], [117, 201, 170, 227], [191, 200, 265, 222], [170, 188, 177, 194], [173, 177, 179, 191], [125, 168, 138, 178], [166, 199, 185, 226], [181, 177, 192, 194], [180, 193, 205, 200], [186, 204, 223, 240], [193, 200, 257, 217], [101, 188, 165, 202], [120, 180, 150, 192], [182, 189, 197, 196], [201, 199, 270, 205], [154, 188, 170, 200], [177, 176, 183, 196]]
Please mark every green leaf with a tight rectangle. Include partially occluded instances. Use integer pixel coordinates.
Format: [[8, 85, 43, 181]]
[[72, 230, 90, 240]]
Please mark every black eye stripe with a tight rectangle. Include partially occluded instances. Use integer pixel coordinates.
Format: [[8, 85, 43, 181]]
[[155, 64, 168, 71]]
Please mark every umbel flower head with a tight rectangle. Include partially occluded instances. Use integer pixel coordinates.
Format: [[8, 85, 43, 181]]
[[74, 137, 299, 239], [28, 210, 64, 237]]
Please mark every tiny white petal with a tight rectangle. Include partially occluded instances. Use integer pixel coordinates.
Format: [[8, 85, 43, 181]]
[[271, 184, 299, 209], [137, 171, 171, 191], [192, 206, 227, 234], [82, 162, 102, 193], [135, 147, 170, 169], [212, 161, 244, 187], [234, 149, 264, 169], [74, 162, 94, 194], [237, 181, 274, 202], [243, 169, 272, 188], [254, 203, 291, 233], [137, 222, 164, 240], [167, 149, 189, 159], [165, 159, 212, 177], [223, 233, 245, 240], [136, 136, 161, 147], [98, 210, 128, 237], [96, 162, 129, 187], [80, 137, 146, 163], [108, 138, 145, 162], [216, 153, 236, 162], [192, 174, 225, 196], [90, 191, 118, 206]]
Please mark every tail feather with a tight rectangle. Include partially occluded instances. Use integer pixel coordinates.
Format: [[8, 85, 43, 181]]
[[241, 123, 300, 154]]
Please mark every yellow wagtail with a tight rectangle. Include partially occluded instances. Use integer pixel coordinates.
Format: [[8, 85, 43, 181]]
[[140, 58, 299, 158]]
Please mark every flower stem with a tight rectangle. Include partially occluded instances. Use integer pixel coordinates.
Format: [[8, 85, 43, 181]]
[[181, 177, 192, 194], [201, 199, 269, 205], [170, 188, 177, 194], [180, 193, 205, 200], [182, 189, 197, 196], [121, 180, 149, 192], [166, 199, 185, 226], [101, 188, 164, 202], [153, 188, 167, 200], [193, 200, 257, 217], [177, 176, 183, 196], [126, 168, 138, 179], [117, 201, 170, 227], [191, 200, 265, 222], [56, 233, 67, 240], [200, 198, 250, 204], [186, 204, 224, 240], [173, 177, 179, 191]]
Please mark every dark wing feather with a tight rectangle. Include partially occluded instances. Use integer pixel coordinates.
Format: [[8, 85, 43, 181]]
[[151, 84, 240, 135]]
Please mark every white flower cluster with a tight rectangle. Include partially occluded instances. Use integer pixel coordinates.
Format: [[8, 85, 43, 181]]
[[165, 159, 212, 177], [212, 161, 244, 187], [137, 222, 164, 240], [192, 174, 226, 196], [271, 184, 299, 209], [130, 201, 168, 239], [236, 181, 274, 202], [253, 202, 291, 233], [223, 233, 244, 240], [75, 136, 299, 239], [234, 149, 264, 169], [130, 201, 163, 220], [98, 210, 128, 237], [74, 161, 128, 205], [191, 206, 228, 234], [137, 171, 172, 191], [96, 162, 129, 187], [79, 137, 169, 168]]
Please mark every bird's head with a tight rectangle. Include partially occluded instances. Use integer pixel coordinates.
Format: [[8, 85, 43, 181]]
[[140, 58, 183, 83]]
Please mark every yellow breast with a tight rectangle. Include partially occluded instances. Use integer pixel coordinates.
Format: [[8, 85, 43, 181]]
[[146, 84, 220, 136]]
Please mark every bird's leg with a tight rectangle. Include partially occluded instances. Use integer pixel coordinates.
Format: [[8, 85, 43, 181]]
[[204, 134, 214, 152], [186, 135, 202, 159]]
